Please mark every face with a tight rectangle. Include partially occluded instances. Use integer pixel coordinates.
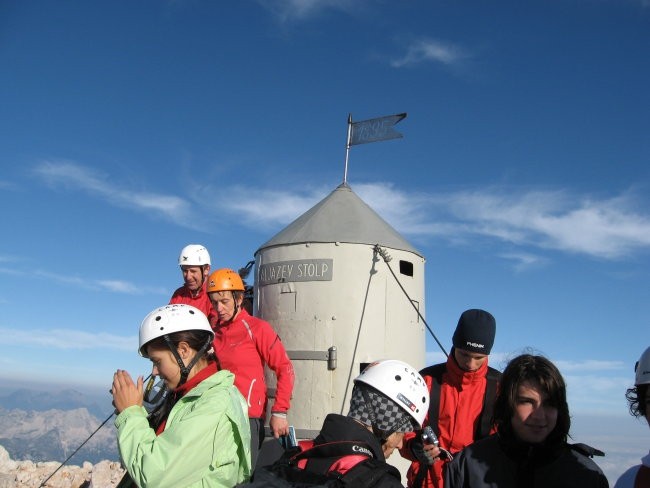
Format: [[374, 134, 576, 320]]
[[511, 380, 558, 444], [382, 431, 405, 458], [147, 345, 182, 390], [454, 348, 489, 372], [209, 291, 242, 323], [181, 265, 208, 293]]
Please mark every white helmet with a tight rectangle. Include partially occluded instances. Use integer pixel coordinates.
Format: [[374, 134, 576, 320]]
[[138, 304, 214, 357], [354, 359, 430, 429], [635, 346, 650, 386], [178, 244, 211, 267]]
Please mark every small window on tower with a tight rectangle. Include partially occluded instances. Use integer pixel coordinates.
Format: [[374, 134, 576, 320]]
[[399, 260, 414, 277]]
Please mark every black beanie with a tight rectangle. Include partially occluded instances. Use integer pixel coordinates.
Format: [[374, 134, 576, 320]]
[[452, 309, 496, 355]]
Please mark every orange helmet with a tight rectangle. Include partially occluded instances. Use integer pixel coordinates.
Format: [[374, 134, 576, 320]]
[[207, 268, 245, 293]]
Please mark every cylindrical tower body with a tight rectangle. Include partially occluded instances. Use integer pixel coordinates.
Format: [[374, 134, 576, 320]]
[[254, 184, 426, 438]]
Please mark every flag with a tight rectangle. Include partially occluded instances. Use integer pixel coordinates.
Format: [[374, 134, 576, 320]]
[[349, 113, 407, 146]]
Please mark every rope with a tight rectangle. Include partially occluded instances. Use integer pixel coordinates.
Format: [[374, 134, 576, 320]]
[[38, 411, 115, 487], [39, 372, 155, 487], [373, 244, 448, 357]]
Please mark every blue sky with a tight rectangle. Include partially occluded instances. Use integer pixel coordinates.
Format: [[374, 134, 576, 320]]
[[1, 0, 649, 480]]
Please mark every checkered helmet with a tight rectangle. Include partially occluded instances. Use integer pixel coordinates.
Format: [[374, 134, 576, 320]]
[[354, 359, 429, 429]]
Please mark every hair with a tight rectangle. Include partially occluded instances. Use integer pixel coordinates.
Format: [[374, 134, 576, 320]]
[[493, 353, 570, 444], [146, 329, 215, 362], [625, 383, 648, 418]]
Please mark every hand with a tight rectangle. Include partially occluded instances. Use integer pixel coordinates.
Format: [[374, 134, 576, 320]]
[[423, 443, 440, 463], [269, 414, 289, 438], [411, 436, 439, 465], [112, 370, 144, 414]]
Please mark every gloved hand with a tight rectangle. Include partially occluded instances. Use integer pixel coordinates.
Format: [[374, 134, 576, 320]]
[[410, 435, 435, 465]]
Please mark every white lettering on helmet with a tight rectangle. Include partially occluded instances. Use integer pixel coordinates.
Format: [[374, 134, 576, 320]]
[[397, 392, 416, 411], [352, 445, 372, 456]]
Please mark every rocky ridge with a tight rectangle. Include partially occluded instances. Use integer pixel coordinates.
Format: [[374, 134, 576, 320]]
[[0, 445, 126, 488]]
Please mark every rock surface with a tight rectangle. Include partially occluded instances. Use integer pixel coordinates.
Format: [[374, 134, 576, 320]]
[[0, 445, 126, 488]]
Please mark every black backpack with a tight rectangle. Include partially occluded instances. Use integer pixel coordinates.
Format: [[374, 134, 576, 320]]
[[237, 440, 401, 488]]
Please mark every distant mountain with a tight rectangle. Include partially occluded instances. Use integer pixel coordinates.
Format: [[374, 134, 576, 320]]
[[0, 406, 119, 465], [0, 387, 112, 418]]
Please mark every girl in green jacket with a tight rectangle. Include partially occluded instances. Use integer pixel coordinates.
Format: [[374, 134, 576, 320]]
[[111, 303, 252, 488]]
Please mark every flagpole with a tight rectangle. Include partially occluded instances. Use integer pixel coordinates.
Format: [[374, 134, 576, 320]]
[[344, 113, 352, 185]]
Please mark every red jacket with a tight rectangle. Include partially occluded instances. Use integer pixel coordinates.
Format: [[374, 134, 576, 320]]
[[213, 309, 294, 419], [401, 355, 493, 488], [169, 281, 217, 327]]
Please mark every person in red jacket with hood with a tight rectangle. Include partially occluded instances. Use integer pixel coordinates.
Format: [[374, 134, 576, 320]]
[[169, 244, 217, 327], [207, 267, 295, 469], [400, 309, 500, 488]]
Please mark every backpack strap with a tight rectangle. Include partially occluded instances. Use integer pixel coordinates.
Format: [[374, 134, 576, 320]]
[[569, 443, 605, 458], [337, 458, 401, 488], [289, 441, 375, 463], [259, 441, 381, 487], [420, 363, 446, 438], [635, 465, 650, 488], [476, 367, 500, 439]]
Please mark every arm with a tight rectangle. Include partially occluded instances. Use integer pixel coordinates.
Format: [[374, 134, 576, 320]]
[[254, 319, 294, 414], [253, 319, 295, 436]]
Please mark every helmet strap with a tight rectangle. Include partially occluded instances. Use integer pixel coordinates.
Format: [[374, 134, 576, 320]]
[[163, 334, 212, 388], [232, 291, 240, 318], [199, 265, 209, 288]]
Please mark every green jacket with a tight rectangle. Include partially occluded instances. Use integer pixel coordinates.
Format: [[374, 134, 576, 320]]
[[115, 369, 252, 488]]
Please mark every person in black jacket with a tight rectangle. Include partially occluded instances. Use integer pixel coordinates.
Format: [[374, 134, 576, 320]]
[[445, 353, 608, 488], [241, 359, 430, 488]]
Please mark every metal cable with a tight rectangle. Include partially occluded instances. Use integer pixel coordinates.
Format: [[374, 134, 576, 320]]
[[373, 244, 449, 357]]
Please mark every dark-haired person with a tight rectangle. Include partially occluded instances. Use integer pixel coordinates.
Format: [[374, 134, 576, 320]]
[[401, 309, 500, 488], [207, 268, 295, 468], [446, 353, 608, 488], [111, 304, 251, 488], [614, 346, 650, 487]]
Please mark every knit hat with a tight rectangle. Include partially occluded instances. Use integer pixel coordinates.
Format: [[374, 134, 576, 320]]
[[452, 309, 496, 355], [347, 384, 415, 436]]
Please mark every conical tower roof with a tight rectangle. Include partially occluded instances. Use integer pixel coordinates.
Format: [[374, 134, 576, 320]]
[[256, 183, 422, 257]]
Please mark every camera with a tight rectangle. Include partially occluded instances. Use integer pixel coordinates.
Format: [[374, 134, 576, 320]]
[[421, 425, 439, 447]]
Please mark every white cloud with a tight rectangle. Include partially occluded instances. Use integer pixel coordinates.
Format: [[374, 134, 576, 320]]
[[2, 264, 166, 295], [30, 269, 166, 295], [499, 252, 547, 272], [33, 160, 199, 229], [208, 182, 650, 261], [0, 327, 135, 351], [0, 180, 17, 190], [435, 189, 650, 259], [0, 254, 27, 265], [257, 0, 360, 21], [196, 183, 328, 229], [556, 359, 625, 373], [96, 279, 164, 294], [391, 38, 468, 68], [34, 160, 650, 261], [355, 184, 650, 260]]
